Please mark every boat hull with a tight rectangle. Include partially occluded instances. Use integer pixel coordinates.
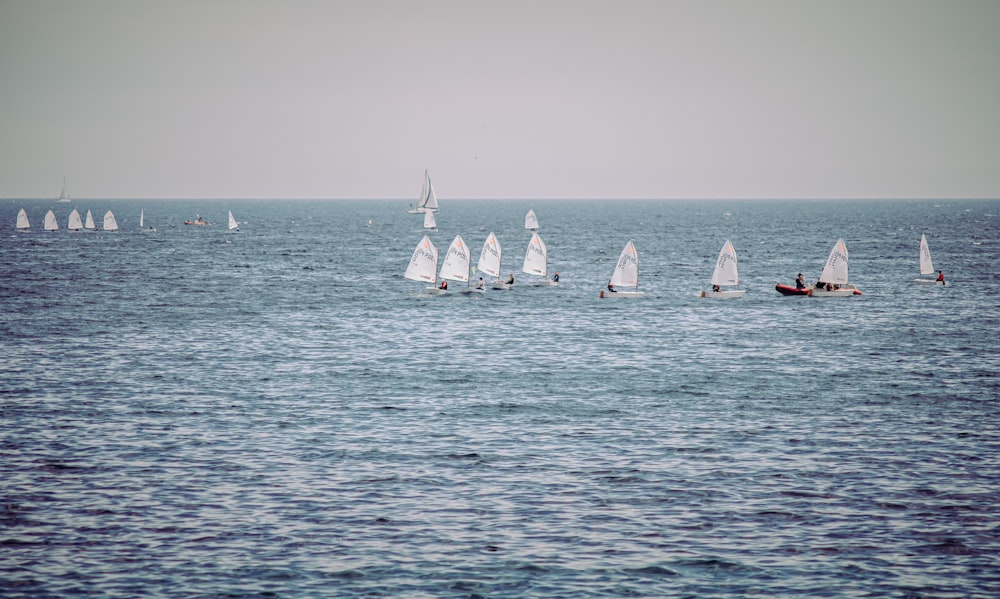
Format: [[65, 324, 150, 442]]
[[424, 287, 448, 296], [701, 290, 746, 299], [599, 290, 644, 298], [775, 284, 810, 296], [491, 281, 511, 290], [914, 278, 946, 285], [809, 284, 861, 297]]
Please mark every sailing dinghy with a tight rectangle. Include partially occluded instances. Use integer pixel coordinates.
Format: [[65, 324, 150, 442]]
[[15, 208, 30, 231], [43, 210, 58, 231], [701, 239, 745, 298], [404, 235, 442, 295], [84, 210, 96, 231], [477, 232, 507, 289], [103, 210, 119, 232], [600, 240, 643, 298], [525, 209, 539, 230], [809, 238, 861, 297], [407, 170, 439, 213], [521, 232, 556, 286], [423, 209, 437, 230], [67, 209, 83, 231], [228, 210, 240, 231], [440, 234, 481, 295], [914, 233, 944, 285]]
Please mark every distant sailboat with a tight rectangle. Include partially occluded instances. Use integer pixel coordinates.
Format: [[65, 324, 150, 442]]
[[423, 209, 437, 230], [405, 234, 442, 295], [701, 239, 746, 299], [914, 233, 944, 285], [56, 177, 71, 202], [521, 231, 555, 286], [15, 208, 30, 231], [809, 238, 861, 297], [406, 170, 439, 213], [600, 240, 643, 298], [84, 210, 96, 231], [103, 210, 119, 232], [67, 209, 83, 231], [228, 210, 240, 231], [440, 234, 479, 294], [43, 210, 58, 231], [477, 232, 506, 289], [525, 209, 539, 230]]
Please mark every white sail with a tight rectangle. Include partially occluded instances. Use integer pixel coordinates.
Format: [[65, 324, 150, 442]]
[[228, 210, 239, 231], [711, 239, 739, 286], [610, 240, 640, 289], [919, 233, 934, 276], [103, 210, 119, 231], [84, 210, 96, 230], [440, 234, 470, 283], [423, 209, 436, 229], [140, 209, 144, 229], [404, 235, 438, 283], [818, 238, 849, 284], [15, 208, 30, 230], [43, 210, 58, 231], [67, 209, 83, 231], [525, 209, 539, 230], [521, 232, 547, 277], [422, 171, 439, 211], [57, 176, 70, 202], [477, 232, 502, 278]]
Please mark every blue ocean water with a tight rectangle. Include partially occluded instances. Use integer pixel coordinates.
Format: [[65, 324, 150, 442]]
[[1, 198, 998, 598]]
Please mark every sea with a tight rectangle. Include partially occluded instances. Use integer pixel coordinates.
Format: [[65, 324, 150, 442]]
[[1, 198, 998, 598]]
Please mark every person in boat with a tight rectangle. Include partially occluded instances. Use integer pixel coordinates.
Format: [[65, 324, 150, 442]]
[[795, 273, 806, 289], [476, 277, 485, 290], [552, 271, 559, 282], [439, 279, 448, 290], [506, 273, 514, 285], [607, 282, 617, 293], [937, 271, 945, 283], [712, 284, 721, 293]]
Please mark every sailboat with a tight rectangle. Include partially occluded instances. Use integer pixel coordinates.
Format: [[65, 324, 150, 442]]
[[43, 210, 58, 231], [809, 238, 861, 297], [423, 209, 437, 230], [600, 240, 643, 298], [103, 210, 119, 232], [15, 208, 30, 231], [477, 232, 506, 289], [228, 210, 240, 231], [84, 210, 96, 231], [56, 177, 71, 202], [406, 170, 439, 213], [914, 233, 944, 285], [139, 209, 156, 232], [67, 209, 83, 231], [701, 239, 746, 299], [404, 235, 442, 294], [521, 231, 556, 286], [525, 209, 539, 230], [440, 234, 480, 295]]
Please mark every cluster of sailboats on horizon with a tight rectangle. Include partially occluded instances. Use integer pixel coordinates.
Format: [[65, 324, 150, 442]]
[[404, 170, 947, 298], [14, 207, 241, 233]]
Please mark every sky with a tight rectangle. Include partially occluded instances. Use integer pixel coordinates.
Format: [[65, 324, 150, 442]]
[[1, 0, 998, 200]]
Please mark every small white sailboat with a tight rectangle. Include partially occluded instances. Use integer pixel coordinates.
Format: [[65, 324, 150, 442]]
[[228, 210, 240, 231], [914, 233, 945, 285], [440, 234, 480, 295], [521, 232, 556, 286], [525, 209, 539, 230], [477, 232, 506, 289], [84, 210, 96, 231], [701, 239, 746, 299], [809, 238, 861, 297], [43, 210, 58, 231], [15, 208, 30, 231], [103, 210, 119, 232], [139, 209, 156, 232], [423, 209, 437, 230], [404, 234, 442, 294], [67, 208, 83, 231], [406, 170, 439, 213], [600, 240, 643, 298], [56, 177, 71, 202]]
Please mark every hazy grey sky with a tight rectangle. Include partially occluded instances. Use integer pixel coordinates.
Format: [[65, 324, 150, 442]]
[[2, 0, 998, 200]]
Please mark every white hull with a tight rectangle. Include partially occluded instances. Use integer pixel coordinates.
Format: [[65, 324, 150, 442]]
[[600, 290, 644, 298], [491, 281, 511, 290], [809, 284, 860, 297], [701, 290, 745, 299], [461, 288, 486, 296], [533, 279, 558, 287], [914, 278, 945, 286], [424, 287, 448, 296]]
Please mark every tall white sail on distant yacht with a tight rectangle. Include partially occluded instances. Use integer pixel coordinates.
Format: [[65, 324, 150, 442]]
[[56, 177, 71, 202], [15, 208, 30, 231], [103, 210, 119, 231], [407, 170, 439, 213]]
